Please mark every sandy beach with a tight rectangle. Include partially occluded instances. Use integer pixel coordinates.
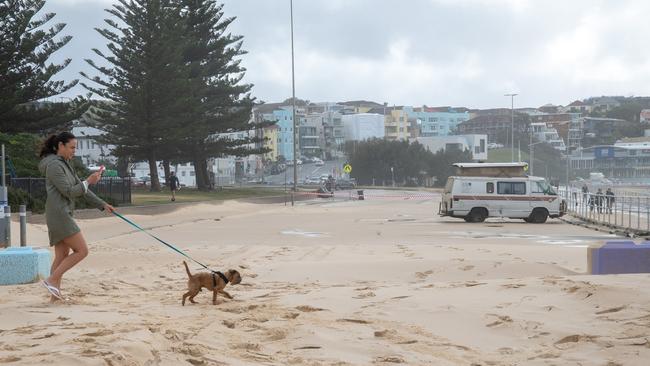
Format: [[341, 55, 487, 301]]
[[1, 190, 649, 365]]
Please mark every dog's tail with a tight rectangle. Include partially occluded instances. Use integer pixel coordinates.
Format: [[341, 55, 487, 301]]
[[183, 261, 192, 278]]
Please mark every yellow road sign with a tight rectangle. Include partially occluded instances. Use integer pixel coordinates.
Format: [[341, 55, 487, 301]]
[[343, 164, 352, 173]]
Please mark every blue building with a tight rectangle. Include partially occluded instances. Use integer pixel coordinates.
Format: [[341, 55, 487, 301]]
[[263, 107, 297, 161], [403, 106, 470, 137]]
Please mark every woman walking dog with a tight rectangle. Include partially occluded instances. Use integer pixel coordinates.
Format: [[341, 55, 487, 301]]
[[38, 132, 115, 301]]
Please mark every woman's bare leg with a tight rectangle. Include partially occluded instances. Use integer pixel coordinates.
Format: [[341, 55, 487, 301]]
[[46, 232, 89, 291], [48, 242, 70, 288]]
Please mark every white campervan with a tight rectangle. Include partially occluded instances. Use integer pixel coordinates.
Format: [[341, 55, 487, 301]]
[[439, 163, 566, 223]]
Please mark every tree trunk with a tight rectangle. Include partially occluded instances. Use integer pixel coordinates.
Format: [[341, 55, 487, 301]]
[[148, 152, 161, 191], [162, 160, 171, 181], [193, 154, 208, 191], [117, 156, 129, 177]]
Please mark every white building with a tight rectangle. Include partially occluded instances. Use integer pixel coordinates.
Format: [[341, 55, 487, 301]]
[[72, 125, 117, 166], [341, 113, 385, 141], [614, 136, 650, 150], [640, 109, 650, 124], [530, 122, 566, 151], [411, 134, 488, 161]]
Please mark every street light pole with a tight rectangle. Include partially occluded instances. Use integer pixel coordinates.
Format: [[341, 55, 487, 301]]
[[290, 0, 297, 205], [529, 141, 544, 176], [505, 93, 518, 162]]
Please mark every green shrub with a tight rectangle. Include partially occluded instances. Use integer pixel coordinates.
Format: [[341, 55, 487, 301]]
[[8, 186, 45, 213], [76, 193, 118, 209], [7, 187, 117, 214]]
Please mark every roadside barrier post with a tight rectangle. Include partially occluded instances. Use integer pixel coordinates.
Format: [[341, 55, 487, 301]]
[[20, 205, 26, 247], [4, 206, 10, 247]]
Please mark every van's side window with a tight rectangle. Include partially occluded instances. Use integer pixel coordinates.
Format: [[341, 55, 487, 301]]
[[497, 182, 526, 195], [486, 182, 494, 193]]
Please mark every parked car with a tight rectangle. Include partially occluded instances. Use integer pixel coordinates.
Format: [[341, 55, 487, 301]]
[[335, 178, 357, 190], [305, 176, 321, 184]]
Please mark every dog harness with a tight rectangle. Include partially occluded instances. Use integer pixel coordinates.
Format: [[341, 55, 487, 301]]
[[212, 271, 229, 288]]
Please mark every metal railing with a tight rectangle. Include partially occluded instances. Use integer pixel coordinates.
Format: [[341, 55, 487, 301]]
[[10, 177, 132, 205], [561, 186, 650, 233]]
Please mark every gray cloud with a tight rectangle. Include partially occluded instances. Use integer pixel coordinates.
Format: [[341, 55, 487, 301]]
[[42, 0, 650, 109]]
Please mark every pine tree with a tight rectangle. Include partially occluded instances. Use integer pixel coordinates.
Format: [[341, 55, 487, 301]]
[[0, 0, 82, 134], [175, 0, 267, 190], [81, 0, 186, 190]]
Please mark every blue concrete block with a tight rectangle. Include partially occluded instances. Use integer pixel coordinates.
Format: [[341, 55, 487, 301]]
[[588, 241, 650, 275], [0, 247, 51, 285]]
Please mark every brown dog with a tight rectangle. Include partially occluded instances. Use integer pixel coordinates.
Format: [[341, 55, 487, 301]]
[[182, 261, 242, 306]]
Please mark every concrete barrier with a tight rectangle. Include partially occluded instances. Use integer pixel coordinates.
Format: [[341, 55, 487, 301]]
[[0, 247, 51, 285], [588, 241, 650, 275]]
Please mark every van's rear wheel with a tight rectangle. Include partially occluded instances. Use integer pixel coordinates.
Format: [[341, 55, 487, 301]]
[[530, 208, 548, 223], [467, 208, 488, 223]]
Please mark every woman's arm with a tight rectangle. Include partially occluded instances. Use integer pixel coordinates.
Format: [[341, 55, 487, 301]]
[[46, 163, 87, 199], [84, 189, 108, 210]]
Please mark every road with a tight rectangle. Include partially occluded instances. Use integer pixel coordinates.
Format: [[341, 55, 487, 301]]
[[262, 159, 345, 185]]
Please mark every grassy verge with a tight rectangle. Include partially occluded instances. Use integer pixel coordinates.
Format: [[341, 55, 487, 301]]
[[131, 187, 285, 206]]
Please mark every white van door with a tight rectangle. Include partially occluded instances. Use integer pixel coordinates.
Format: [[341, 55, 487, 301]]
[[496, 180, 529, 217]]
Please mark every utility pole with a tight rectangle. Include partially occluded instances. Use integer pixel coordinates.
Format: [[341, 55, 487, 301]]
[[505, 93, 518, 162], [290, 0, 297, 206]]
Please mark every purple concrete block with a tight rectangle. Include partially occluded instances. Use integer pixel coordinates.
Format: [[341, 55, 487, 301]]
[[588, 241, 650, 275]]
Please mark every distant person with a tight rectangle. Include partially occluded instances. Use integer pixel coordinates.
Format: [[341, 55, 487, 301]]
[[169, 171, 180, 202], [596, 188, 604, 214], [325, 175, 334, 192], [581, 184, 589, 205], [38, 132, 115, 302], [605, 188, 615, 214], [572, 188, 578, 209]]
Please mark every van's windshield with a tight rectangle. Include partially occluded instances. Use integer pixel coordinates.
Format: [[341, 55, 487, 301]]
[[536, 180, 557, 195]]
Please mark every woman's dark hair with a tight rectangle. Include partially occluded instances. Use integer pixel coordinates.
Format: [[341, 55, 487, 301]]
[[39, 131, 76, 158]]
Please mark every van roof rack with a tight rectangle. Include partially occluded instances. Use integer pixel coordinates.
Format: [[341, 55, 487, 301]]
[[453, 162, 528, 177]]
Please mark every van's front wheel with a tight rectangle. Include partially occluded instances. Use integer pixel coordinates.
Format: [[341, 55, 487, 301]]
[[466, 208, 488, 223], [529, 208, 548, 223]]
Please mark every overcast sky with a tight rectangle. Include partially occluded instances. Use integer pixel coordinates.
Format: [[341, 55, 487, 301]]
[[43, 0, 650, 109]]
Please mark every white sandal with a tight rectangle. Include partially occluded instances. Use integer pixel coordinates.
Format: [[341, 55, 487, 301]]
[[42, 280, 63, 300]]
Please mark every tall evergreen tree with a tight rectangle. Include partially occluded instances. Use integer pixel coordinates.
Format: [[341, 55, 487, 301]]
[[176, 0, 267, 190], [81, 0, 186, 190], [0, 0, 83, 134]]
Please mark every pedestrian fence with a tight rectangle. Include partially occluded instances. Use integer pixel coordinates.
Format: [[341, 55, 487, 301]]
[[9, 177, 132, 205], [560, 186, 650, 233]]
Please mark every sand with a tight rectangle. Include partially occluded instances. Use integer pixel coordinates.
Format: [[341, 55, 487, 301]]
[[1, 190, 649, 365]]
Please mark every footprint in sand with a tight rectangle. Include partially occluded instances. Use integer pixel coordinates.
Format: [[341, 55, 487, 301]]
[[230, 342, 261, 351], [595, 306, 626, 315], [295, 305, 325, 312], [459, 265, 475, 271], [172, 343, 206, 357], [82, 329, 114, 337], [32, 332, 56, 340], [374, 355, 405, 364], [415, 270, 433, 279], [0, 356, 21, 363], [354, 291, 376, 299], [485, 314, 513, 328], [265, 328, 288, 341], [337, 318, 371, 324]]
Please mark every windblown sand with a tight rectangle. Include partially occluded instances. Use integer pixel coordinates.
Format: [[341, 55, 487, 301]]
[[1, 191, 649, 365]]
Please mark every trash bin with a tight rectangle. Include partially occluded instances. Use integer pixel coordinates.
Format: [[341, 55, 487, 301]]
[[357, 190, 364, 200]]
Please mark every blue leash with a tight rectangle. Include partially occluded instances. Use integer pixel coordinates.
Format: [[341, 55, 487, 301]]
[[112, 211, 214, 272]]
